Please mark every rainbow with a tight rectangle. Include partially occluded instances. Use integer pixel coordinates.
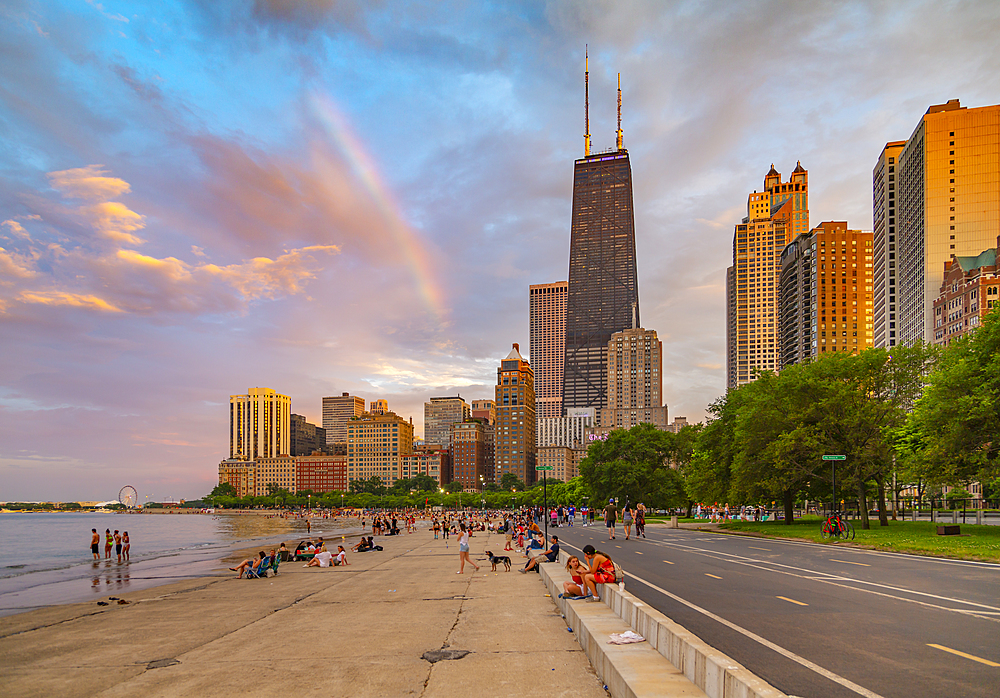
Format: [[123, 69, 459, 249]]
[[309, 93, 446, 319]]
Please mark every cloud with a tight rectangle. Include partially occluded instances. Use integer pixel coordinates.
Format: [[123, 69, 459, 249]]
[[18, 290, 123, 312], [0, 247, 37, 281], [198, 245, 341, 300], [83, 201, 146, 245], [47, 165, 131, 201], [2, 220, 31, 239]]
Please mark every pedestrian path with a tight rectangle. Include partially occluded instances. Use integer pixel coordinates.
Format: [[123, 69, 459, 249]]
[[0, 531, 608, 697]]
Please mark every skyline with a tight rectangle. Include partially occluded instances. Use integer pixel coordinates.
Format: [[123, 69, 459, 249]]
[[3, 1, 1000, 501]]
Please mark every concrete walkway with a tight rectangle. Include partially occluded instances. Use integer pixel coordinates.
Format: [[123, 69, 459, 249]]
[[0, 531, 608, 697]]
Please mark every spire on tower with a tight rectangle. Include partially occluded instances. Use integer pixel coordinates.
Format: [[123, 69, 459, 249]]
[[616, 72, 623, 151], [584, 46, 591, 157]]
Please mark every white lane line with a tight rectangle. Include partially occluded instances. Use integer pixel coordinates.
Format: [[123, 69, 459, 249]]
[[748, 546, 772, 551], [640, 538, 1000, 616], [830, 559, 871, 566], [777, 596, 808, 606], [927, 644, 1000, 667], [625, 570, 886, 698]]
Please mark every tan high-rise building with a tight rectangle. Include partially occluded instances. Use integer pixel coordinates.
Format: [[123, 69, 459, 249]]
[[423, 396, 470, 448], [726, 163, 809, 388], [873, 141, 906, 348], [254, 455, 297, 496], [322, 393, 366, 447], [494, 343, 537, 486], [218, 459, 256, 497], [536, 445, 578, 483], [230, 387, 291, 460], [369, 399, 389, 415], [529, 281, 568, 419], [895, 100, 1000, 345], [470, 399, 496, 425], [780, 222, 874, 361], [600, 328, 668, 430], [400, 446, 450, 486], [346, 411, 414, 487]]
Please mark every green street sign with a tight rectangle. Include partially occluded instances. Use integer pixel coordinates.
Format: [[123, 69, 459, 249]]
[[536, 466, 555, 471], [823, 455, 846, 461]]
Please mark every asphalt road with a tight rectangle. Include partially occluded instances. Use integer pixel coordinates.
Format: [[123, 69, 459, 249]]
[[551, 522, 1000, 698]]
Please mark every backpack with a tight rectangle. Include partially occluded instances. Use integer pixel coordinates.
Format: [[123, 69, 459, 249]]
[[612, 561, 625, 583]]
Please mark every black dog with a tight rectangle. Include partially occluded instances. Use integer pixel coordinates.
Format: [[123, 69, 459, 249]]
[[484, 550, 511, 572]]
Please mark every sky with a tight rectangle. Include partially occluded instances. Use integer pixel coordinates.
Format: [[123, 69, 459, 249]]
[[2, 0, 999, 502]]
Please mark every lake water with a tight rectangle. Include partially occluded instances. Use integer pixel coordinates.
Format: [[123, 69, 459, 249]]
[[0, 512, 362, 617]]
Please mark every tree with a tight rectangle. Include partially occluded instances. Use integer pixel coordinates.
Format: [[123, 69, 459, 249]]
[[728, 366, 826, 524], [500, 473, 526, 492], [814, 345, 933, 528], [904, 306, 1000, 493], [445, 481, 464, 493], [580, 424, 686, 510], [209, 483, 237, 498], [687, 393, 743, 507]]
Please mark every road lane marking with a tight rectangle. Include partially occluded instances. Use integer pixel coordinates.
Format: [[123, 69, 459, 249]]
[[777, 596, 808, 606], [830, 559, 870, 566], [635, 538, 1000, 618], [749, 546, 771, 551], [705, 573, 722, 579], [663, 560, 674, 564], [927, 644, 1000, 667], [635, 551, 643, 555], [622, 570, 887, 698]]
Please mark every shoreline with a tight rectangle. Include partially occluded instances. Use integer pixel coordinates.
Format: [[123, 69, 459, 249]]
[[0, 515, 367, 619]]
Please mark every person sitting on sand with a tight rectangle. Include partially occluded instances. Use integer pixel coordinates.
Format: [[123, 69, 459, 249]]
[[278, 542, 289, 561], [305, 545, 333, 568], [231, 551, 267, 579]]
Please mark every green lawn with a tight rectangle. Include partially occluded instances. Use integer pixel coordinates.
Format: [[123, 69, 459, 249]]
[[716, 516, 1000, 562]]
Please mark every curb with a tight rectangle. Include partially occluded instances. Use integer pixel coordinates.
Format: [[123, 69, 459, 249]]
[[540, 552, 786, 698]]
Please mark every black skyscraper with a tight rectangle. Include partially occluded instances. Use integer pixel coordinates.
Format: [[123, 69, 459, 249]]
[[562, 149, 639, 412]]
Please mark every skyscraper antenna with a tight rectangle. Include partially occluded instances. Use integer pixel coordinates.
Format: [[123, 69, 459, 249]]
[[584, 46, 591, 157], [616, 72, 623, 151]]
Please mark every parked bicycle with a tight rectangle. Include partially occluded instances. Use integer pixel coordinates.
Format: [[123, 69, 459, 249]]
[[821, 512, 855, 540]]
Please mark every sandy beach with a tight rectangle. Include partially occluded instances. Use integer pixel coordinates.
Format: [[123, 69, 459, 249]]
[[0, 529, 607, 698]]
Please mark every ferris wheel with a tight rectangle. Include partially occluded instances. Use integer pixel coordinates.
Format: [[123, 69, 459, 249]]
[[119, 485, 138, 508]]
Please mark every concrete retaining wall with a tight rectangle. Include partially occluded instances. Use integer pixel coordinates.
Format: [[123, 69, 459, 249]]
[[539, 551, 785, 698]]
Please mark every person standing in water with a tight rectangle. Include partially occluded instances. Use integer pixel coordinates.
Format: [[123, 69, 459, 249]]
[[114, 530, 122, 563], [104, 529, 113, 559], [90, 529, 100, 560], [122, 531, 130, 561]]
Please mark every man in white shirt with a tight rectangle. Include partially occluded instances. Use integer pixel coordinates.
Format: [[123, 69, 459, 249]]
[[305, 546, 333, 568]]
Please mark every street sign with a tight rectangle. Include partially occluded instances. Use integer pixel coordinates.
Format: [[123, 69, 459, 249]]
[[536, 466, 555, 471], [823, 455, 846, 460]]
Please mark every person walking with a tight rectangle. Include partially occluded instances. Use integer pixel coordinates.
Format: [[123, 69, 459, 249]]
[[90, 528, 100, 561], [456, 523, 479, 574], [603, 499, 617, 540], [636, 503, 646, 538], [622, 505, 633, 540]]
